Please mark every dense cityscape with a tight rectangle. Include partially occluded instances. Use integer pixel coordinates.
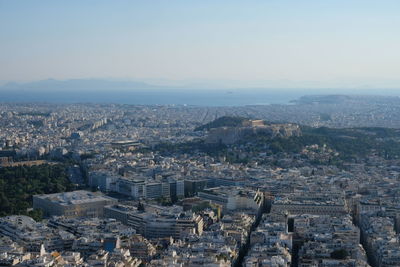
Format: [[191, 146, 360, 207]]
[[1, 96, 400, 266], [2, 1, 400, 266]]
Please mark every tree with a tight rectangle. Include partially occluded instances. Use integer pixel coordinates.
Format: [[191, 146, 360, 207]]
[[330, 249, 348, 259], [137, 201, 145, 211], [28, 209, 43, 222]]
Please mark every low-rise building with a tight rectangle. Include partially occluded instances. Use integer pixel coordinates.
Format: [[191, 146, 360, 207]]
[[104, 204, 204, 239], [271, 192, 347, 216]]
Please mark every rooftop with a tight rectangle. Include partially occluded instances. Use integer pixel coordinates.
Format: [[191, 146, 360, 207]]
[[34, 190, 115, 206]]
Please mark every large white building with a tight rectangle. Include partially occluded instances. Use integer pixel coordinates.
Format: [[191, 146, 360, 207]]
[[270, 192, 348, 216], [89, 172, 184, 200], [33, 190, 117, 218], [198, 186, 264, 213]]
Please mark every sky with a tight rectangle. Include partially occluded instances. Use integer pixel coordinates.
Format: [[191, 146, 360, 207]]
[[1, 0, 400, 89]]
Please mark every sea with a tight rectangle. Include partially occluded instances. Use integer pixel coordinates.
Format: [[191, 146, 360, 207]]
[[0, 88, 399, 106]]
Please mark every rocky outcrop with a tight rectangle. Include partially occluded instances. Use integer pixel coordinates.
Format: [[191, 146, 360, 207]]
[[205, 123, 301, 145]]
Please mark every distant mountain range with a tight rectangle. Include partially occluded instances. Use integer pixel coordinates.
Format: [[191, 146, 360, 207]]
[[0, 79, 303, 105], [0, 79, 167, 92], [2, 78, 400, 93]]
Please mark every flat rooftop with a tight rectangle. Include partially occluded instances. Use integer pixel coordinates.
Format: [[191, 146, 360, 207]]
[[34, 190, 115, 206]]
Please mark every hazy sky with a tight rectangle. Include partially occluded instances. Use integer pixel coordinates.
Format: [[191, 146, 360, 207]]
[[1, 0, 400, 88]]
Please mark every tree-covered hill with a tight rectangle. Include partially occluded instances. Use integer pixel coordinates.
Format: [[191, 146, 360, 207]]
[[242, 126, 400, 160], [154, 122, 400, 164]]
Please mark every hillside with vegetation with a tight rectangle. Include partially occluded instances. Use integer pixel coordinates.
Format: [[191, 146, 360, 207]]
[[249, 126, 400, 160], [155, 117, 400, 166]]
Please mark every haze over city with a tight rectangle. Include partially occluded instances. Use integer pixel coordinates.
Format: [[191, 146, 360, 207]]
[[1, 0, 400, 90]]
